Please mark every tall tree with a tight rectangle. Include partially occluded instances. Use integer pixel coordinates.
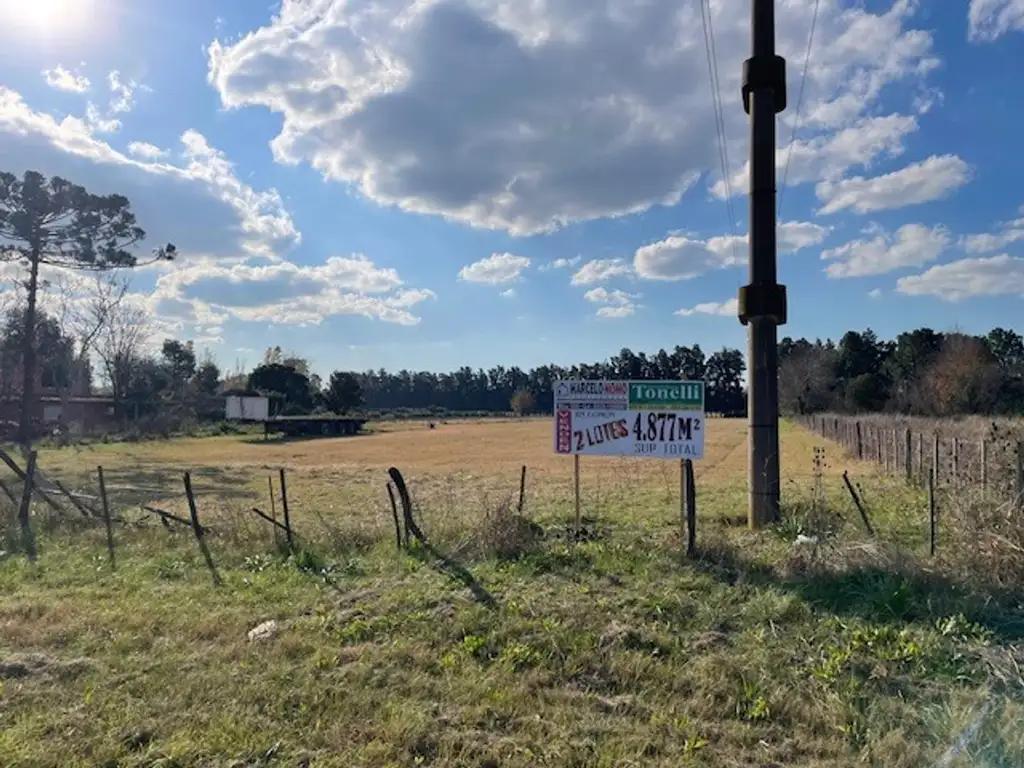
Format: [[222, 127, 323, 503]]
[[0, 170, 174, 443], [323, 371, 365, 414]]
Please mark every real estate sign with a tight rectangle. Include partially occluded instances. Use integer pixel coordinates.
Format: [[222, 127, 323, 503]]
[[553, 380, 705, 459]]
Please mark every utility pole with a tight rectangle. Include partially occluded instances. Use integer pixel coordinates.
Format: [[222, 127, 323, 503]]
[[738, 0, 787, 528]]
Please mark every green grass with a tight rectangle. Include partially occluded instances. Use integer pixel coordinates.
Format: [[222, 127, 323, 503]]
[[1, 424, 1023, 766]]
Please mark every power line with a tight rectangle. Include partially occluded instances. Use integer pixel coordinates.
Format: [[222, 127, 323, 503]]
[[778, 0, 821, 220], [699, 0, 739, 250]]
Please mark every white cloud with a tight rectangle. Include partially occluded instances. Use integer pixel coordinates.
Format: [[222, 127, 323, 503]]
[[152, 255, 434, 326], [85, 103, 121, 133], [0, 86, 298, 262], [108, 71, 142, 114], [500, 288, 516, 299], [713, 114, 920, 198], [634, 220, 828, 281], [962, 208, 1024, 253], [458, 253, 530, 284], [571, 258, 632, 286], [208, 0, 939, 235], [968, 0, 1024, 42], [539, 256, 582, 272], [583, 287, 639, 319], [869, 288, 883, 298], [816, 154, 971, 215], [897, 254, 1024, 301], [127, 141, 169, 160], [675, 298, 738, 317], [821, 223, 950, 278], [42, 65, 90, 93]]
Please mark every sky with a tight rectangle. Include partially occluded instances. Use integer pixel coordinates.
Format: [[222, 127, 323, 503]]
[[0, 0, 1022, 379]]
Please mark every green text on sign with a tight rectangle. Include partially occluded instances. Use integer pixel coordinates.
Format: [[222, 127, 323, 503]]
[[628, 381, 704, 410]]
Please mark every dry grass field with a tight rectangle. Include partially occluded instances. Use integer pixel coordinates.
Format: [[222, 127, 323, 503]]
[[1, 418, 1022, 767]]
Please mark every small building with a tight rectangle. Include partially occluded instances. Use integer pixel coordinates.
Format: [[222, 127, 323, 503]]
[[0, 394, 117, 438]]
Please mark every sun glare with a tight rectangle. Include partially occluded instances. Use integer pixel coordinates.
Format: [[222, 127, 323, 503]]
[[2, 0, 92, 35]]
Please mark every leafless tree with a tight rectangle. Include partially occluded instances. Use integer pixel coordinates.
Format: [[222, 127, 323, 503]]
[[94, 297, 152, 419], [919, 334, 1002, 416], [42, 271, 132, 441], [779, 345, 838, 414]]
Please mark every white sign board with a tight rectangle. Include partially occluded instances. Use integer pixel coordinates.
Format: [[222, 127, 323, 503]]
[[553, 380, 705, 460], [225, 395, 269, 421]]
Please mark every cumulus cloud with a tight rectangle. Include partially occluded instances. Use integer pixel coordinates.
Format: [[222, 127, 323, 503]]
[[897, 254, 1024, 301], [675, 298, 738, 317], [539, 256, 582, 272], [127, 141, 169, 160], [0, 86, 298, 263], [500, 288, 516, 299], [634, 220, 828, 281], [152, 255, 434, 326], [458, 253, 530, 284], [821, 223, 950, 278], [816, 155, 971, 215], [968, 0, 1024, 42], [107, 71, 142, 114], [571, 258, 632, 286], [42, 65, 90, 93], [583, 287, 639, 318], [208, 0, 939, 235], [962, 207, 1024, 253]]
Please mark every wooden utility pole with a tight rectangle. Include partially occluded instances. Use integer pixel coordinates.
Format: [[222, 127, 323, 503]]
[[739, 0, 787, 528]]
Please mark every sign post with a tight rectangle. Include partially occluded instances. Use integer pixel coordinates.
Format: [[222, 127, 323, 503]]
[[554, 380, 706, 543]]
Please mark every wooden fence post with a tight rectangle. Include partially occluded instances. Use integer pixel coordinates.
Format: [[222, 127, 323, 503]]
[[518, 465, 527, 514], [855, 421, 863, 459], [17, 450, 38, 561], [97, 466, 115, 571], [933, 434, 941, 487], [279, 468, 293, 548], [952, 438, 960, 488], [876, 428, 883, 467], [183, 472, 222, 587], [683, 459, 696, 557], [917, 432, 924, 485], [928, 469, 937, 557], [904, 428, 912, 482]]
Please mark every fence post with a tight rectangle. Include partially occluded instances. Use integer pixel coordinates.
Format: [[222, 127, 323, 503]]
[[855, 421, 863, 459], [518, 465, 527, 514], [904, 428, 912, 482], [17, 450, 38, 561], [97, 466, 115, 571], [683, 459, 696, 557], [183, 471, 222, 587], [952, 438, 960, 488], [279, 468, 293, 549], [933, 434, 941, 487], [876, 428, 883, 467], [917, 432, 924, 485], [928, 469, 937, 557]]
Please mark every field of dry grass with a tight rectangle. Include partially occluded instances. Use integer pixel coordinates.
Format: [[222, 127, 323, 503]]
[[1, 419, 1023, 767]]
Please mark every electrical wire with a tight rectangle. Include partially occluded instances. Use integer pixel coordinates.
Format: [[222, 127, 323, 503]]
[[778, 0, 821, 220], [698, 0, 740, 263]]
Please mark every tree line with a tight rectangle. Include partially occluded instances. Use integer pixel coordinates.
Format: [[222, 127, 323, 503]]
[[779, 327, 1024, 416]]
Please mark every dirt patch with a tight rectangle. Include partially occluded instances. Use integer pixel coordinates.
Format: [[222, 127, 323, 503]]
[[0, 653, 92, 680]]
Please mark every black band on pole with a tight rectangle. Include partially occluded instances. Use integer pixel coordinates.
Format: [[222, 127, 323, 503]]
[[741, 55, 787, 114]]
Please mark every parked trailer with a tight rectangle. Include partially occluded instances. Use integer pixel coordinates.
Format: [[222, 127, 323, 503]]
[[263, 416, 367, 439]]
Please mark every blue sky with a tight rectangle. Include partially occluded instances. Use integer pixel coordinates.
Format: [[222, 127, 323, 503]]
[[1, 0, 1022, 378]]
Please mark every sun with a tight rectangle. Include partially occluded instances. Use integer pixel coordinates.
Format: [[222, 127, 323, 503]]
[[2, 0, 92, 33]]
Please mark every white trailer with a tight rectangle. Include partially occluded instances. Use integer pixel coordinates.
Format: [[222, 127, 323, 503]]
[[225, 395, 269, 421]]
